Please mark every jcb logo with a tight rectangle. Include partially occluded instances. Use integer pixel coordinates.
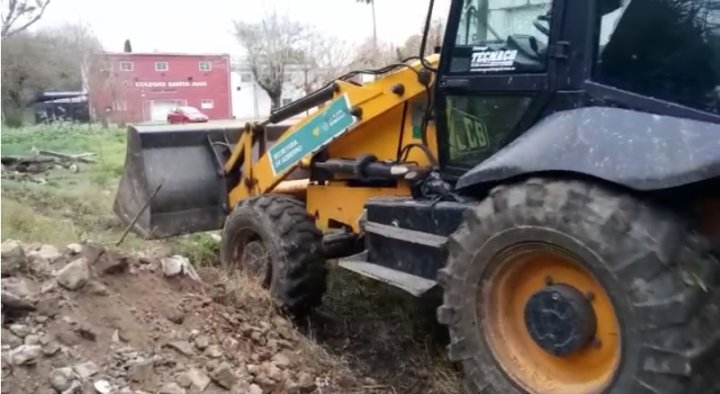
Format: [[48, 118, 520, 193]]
[[451, 112, 490, 153]]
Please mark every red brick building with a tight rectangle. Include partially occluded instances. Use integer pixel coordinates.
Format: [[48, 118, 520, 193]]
[[87, 52, 232, 124]]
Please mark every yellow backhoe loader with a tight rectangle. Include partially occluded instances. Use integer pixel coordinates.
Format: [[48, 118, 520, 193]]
[[114, 0, 720, 392]]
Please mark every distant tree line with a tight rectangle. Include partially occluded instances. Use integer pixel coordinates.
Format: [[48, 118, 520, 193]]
[[1, 0, 102, 126]]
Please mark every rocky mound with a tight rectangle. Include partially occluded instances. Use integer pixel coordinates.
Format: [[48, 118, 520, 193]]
[[1, 240, 368, 394]]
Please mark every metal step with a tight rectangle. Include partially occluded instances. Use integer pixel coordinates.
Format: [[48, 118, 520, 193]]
[[338, 251, 437, 297], [363, 221, 447, 248]]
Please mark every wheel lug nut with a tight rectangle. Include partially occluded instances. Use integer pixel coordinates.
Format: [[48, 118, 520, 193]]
[[545, 276, 553, 286], [592, 338, 602, 348], [585, 291, 595, 301]]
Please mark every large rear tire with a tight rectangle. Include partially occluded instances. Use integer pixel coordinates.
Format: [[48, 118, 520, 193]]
[[220, 193, 327, 319], [437, 178, 720, 394]]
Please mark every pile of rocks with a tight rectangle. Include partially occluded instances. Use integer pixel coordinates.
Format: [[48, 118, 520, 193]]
[[1, 239, 353, 393]]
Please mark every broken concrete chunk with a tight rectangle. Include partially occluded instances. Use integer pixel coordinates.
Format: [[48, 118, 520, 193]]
[[57, 258, 90, 290], [127, 359, 155, 383], [93, 380, 112, 394], [66, 243, 83, 255], [8, 344, 42, 365], [2, 277, 38, 304], [1, 239, 27, 276], [205, 344, 223, 359], [184, 368, 211, 391], [161, 256, 186, 277], [8, 324, 31, 338], [1, 328, 23, 347], [23, 334, 41, 345], [166, 309, 185, 325], [297, 372, 316, 392], [73, 361, 99, 380], [41, 341, 60, 357], [50, 367, 75, 392], [34, 244, 62, 263], [271, 352, 292, 369], [194, 335, 209, 351], [209, 362, 236, 389], [36, 297, 61, 317], [158, 382, 186, 394]]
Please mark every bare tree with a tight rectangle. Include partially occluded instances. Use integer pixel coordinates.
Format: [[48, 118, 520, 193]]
[[1, 0, 51, 39], [350, 37, 401, 69], [398, 18, 445, 59], [233, 11, 311, 110], [294, 33, 357, 94]]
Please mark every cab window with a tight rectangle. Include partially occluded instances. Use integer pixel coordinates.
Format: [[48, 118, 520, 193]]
[[450, 0, 554, 73], [594, 0, 720, 115]]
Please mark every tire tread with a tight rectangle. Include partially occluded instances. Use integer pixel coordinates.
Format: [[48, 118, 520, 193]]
[[437, 177, 720, 394]]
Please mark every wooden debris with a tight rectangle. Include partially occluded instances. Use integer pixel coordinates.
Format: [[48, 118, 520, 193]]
[[1, 149, 97, 179]]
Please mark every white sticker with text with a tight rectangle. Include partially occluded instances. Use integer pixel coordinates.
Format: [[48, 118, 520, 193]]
[[470, 47, 517, 72]]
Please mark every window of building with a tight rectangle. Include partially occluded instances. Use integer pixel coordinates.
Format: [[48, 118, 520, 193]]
[[201, 99, 214, 109], [240, 72, 253, 83], [119, 62, 133, 72], [155, 61, 169, 72], [593, 0, 719, 115], [281, 98, 293, 106], [199, 61, 212, 72]]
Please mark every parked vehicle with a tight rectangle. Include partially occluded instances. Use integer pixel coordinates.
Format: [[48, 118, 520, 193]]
[[167, 106, 208, 124]]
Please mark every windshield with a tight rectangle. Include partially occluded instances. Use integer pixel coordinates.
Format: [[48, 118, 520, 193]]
[[455, 0, 552, 47], [179, 106, 201, 114], [449, 0, 553, 74]]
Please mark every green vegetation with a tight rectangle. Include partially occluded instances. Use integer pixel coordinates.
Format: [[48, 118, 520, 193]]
[[1, 124, 219, 261]]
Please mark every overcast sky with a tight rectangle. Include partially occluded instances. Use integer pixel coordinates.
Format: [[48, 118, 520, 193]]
[[33, 0, 451, 56]]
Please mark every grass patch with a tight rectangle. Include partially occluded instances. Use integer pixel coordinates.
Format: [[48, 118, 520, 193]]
[[172, 233, 221, 267], [1, 124, 141, 247], [1, 123, 220, 259]]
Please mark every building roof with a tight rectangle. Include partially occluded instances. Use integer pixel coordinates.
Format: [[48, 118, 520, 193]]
[[97, 51, 231, 58]]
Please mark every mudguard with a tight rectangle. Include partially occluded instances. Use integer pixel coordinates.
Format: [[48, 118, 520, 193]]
[[456, 107, 720, 191]]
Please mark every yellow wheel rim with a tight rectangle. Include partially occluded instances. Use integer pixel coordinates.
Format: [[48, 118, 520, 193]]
[[481, 245, 621, 394]]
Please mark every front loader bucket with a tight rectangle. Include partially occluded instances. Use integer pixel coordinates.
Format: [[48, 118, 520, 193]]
[[113, 123, 241, 239], [113, 122, 291, 240]]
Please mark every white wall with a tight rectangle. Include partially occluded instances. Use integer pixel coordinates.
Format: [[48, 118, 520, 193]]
[[230, 63, 379, 121], [230, 67, 313, 121], [230, 71, 265, 120]]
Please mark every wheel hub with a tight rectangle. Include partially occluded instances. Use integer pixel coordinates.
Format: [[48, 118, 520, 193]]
[[524, 284, 597, 356], [241, 240, 270, 280]]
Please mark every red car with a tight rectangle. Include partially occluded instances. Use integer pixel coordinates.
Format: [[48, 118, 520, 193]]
[[167, 106, 209, 124]]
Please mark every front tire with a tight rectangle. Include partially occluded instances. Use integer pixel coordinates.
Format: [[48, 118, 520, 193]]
[[220, 194, 327, 319], [437, 178, 720, 394]]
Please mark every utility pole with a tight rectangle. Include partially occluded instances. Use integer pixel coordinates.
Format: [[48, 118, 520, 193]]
[[371, 0, 377, 52]]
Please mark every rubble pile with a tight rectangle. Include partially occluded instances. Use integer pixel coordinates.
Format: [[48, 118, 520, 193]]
[[1, 239, 360, 393]]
